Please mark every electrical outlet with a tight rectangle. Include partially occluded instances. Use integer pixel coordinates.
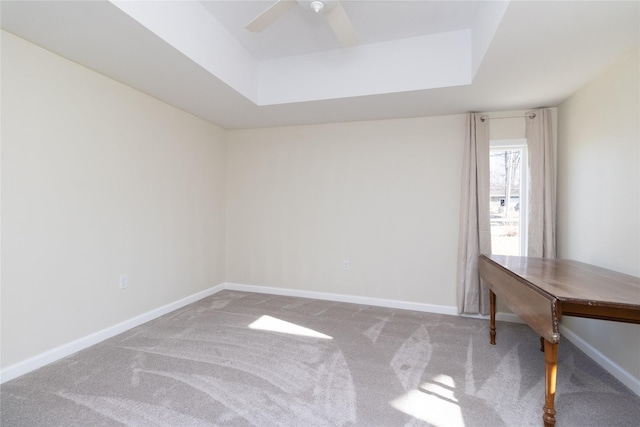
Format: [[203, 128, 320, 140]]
[[119, 274, 128, 289], [342, 260, 350, 271]]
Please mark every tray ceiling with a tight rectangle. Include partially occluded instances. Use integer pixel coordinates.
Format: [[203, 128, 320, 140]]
[[1, 1, 638, 129]]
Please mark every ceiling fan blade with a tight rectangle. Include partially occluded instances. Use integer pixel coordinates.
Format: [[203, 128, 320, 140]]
[[325, 1, 358, 47], [246, 0, 298, 33]]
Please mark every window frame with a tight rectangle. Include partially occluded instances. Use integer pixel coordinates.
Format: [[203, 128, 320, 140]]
[[489, 138, 528, 256]]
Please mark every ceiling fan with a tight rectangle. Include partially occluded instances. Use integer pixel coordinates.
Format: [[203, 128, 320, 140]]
[[245, 0, 359, 48]]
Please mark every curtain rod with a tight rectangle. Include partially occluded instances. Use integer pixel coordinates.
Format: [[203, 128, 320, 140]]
[[479, 112, 536, 122]]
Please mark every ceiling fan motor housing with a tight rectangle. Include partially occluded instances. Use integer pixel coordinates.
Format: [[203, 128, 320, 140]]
[[299, 0, 339, 13], [310, 1, 324, 13]]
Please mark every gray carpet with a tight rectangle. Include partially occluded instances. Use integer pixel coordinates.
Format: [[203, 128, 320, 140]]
[[2, 290, 639, 426]]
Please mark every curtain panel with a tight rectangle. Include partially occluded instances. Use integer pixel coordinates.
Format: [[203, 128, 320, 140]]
[[526, 109, 556, 258], [457, 114, 492, 315]]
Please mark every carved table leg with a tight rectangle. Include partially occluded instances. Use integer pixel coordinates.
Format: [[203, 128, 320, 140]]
[[543, 339, 558, 427], [489, 290, 496, 345]]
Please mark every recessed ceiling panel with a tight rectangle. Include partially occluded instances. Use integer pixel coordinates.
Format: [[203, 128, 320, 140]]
[[200, 0, 482, 60]]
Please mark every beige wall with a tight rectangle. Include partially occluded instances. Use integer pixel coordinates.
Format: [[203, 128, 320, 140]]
[[226, 116, 466, 306], [557, 50, 640, 380], [1, 32, 227, 368]]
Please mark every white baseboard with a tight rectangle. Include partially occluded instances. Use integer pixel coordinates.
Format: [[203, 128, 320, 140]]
[[224, 282, 460, 316], [0, 283, 226, 384], [560, 324, 640, 396], [226, 282, 524, 324]]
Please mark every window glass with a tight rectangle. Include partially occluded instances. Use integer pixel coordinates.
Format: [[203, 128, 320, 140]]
[[490, 140, 527, 255]]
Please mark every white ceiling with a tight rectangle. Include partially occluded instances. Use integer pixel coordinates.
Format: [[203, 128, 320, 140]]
[[1, 1, 638, 130]]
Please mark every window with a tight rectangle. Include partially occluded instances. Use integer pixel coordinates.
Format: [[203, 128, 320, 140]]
[[490, 139, 528, 256]]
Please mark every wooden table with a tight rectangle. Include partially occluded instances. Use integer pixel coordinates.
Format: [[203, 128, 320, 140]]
[[478, 254, 640, 427]]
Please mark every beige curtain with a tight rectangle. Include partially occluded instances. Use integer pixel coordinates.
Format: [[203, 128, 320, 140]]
[[526, 109, 556, 258], [457, 114, 492, 315]]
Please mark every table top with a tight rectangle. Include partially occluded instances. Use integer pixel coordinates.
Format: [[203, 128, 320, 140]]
[[483, 255, 640, 309]]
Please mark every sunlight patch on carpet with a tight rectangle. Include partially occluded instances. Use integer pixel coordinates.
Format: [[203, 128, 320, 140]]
[[249, 315, 333, 339], [389, 376, 464, 427]]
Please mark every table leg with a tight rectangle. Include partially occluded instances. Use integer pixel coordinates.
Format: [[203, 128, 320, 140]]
[[489, 290, 496, 345], [542, 339, 558, 427]]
